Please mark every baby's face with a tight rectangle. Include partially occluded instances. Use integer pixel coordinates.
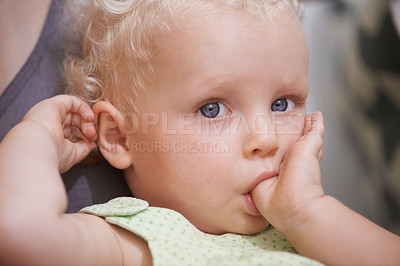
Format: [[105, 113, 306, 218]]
[[125, 8, 308, 235]]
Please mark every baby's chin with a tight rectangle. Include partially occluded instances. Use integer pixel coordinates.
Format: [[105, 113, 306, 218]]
[[241, 222, 271, 235], [193, 217, 270, 236], [232, 221, 271, 235]]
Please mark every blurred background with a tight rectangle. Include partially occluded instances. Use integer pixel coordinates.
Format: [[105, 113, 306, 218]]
[[303, 0, 400, 235]]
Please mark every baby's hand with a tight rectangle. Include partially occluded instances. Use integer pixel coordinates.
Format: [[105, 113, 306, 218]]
[[251, 112, 325, 234], [22, 95, 97, 173]]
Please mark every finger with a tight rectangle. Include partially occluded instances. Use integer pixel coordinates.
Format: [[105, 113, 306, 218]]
[[64, 113, 81, 128], [301, 112, 325, 158], [310, 111, 325, 137], [52, 95, 95, 123], [303, 113, 313, 135], [64, 113, 97, 141], [81, 121, 97, 141], [303, 112, 324, 136], [73, 139, 97, 161], [59, 140, 97, 173], [68, 98, 97, 141]]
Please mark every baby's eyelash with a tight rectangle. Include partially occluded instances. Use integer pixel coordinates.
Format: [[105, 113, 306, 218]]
[[194, 98, 229, 112], [280, 94, 306, 105]]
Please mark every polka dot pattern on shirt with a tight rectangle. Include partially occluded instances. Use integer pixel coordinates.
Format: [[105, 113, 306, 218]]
[[80, 197, 323, 266]]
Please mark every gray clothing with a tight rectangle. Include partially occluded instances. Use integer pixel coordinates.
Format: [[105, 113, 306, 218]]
[[0, 0, 131, 212]]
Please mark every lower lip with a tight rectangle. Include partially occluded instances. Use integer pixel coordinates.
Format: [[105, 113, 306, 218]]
[[242, 193, 261, 216]]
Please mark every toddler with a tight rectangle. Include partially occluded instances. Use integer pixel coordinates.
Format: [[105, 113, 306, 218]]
[[0, 0, 399, 265]]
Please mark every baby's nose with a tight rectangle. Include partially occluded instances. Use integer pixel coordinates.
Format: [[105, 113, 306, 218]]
[[242, 115, 278, 159]]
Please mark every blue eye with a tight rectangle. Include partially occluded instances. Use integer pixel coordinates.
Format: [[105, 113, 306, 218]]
[[271, 98, 294, 112], [199, 102, 228, 118]]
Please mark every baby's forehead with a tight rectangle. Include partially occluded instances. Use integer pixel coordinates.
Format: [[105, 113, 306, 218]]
[[154, 4, 300, 48]]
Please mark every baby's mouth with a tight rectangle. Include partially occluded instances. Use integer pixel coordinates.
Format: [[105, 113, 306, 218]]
[[242, 171, 279, 216], [242, 193, 261, 216]]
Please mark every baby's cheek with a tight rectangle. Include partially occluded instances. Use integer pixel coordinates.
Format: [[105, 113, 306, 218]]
[[274, 115, 304, 163], [275, 115, 304, 139]]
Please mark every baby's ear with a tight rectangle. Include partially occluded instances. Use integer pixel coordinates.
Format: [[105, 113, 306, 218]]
[[93, 101, 133, 169]]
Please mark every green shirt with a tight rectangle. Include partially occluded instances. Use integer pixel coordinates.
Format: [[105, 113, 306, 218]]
[[80, 197, 322, 266]]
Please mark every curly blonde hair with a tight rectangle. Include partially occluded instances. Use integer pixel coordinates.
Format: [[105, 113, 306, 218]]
[[65, 0, 303, 114]]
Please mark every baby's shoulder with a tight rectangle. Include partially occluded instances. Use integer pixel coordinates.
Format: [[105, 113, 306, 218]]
[[79, 197, 152, 265], [111, 223, 153, 266]]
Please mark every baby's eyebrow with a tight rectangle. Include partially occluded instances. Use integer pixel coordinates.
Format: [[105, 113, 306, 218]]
[[178, 77, 228, 99], [279, 79, 309, 96]]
